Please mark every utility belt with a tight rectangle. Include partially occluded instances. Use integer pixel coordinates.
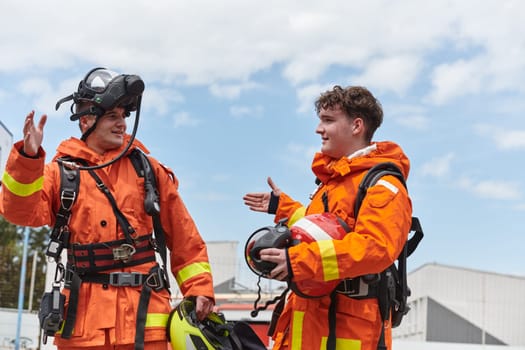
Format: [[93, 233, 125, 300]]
[[59, 233, 169, 340], [64, 267, 167, 291], [335, 274, 381, 299], [67, 234, 156, 273]]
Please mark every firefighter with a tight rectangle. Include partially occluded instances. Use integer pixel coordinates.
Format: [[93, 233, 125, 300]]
[[243, 85, 412, 350], [0, 68, 215, 350]]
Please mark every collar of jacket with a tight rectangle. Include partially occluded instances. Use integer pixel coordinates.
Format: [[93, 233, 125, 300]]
[[52, 134, 149, 164], [311, 141, 409, 184]]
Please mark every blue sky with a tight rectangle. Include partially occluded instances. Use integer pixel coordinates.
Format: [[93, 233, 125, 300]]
[[1, 0, 524, 286]]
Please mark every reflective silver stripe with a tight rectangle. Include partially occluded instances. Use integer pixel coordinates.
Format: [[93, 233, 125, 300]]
[[377, 179, 398, 194], [292, 217, 332, 240]]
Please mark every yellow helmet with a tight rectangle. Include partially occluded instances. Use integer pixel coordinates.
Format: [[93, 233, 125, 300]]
[[168, 298, 233, 350]]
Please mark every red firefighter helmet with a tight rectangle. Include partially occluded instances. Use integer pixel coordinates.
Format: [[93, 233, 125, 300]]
[[288, 212, 349, 298]]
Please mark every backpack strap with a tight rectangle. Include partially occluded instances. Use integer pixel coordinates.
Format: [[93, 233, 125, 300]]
[[44, 160, 80, 339], [128, 149, 171, 350], [45, 161, 79, 261], [128, 149, 168, 281], [354, 162, 407, 217]]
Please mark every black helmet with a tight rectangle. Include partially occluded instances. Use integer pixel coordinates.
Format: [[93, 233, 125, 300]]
[[55, 67, 145, 121]]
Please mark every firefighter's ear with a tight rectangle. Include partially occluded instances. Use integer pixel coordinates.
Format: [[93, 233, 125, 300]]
[[79, 115, 96, 132], [352, 117, 363, 133]]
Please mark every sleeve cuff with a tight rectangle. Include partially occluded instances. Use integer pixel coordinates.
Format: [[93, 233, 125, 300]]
[[268, 191, 280, 214]]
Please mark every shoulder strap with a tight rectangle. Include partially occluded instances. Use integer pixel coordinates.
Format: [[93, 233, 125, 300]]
[[46, 161, 80, 261], [128, 149, 169, 287], [354, 162, 423, 256], [354, 162, 406, 217]]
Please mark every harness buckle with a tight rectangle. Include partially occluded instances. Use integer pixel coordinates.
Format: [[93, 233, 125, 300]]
[[60, 190, 77, 211], [109, 272, 144, 287], [145, 268, 166, 292], [113, 243, 136, 262], [336, 277, 372, 297]]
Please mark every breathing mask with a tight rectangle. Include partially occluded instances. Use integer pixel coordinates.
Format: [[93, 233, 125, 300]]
[[54, 67, 145, 170], [55, 67, 145, 121]]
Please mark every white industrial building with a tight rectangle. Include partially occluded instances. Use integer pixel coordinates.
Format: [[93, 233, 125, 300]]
[[393, 263, 525, 347]]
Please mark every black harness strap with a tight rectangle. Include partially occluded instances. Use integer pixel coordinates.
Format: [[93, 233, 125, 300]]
[[61, 272, 81, 338], [134, 276, 153, 350], [128, 149, 170, 288], [326, 290, 338, 350], [128, 149, 171, 350], [46, 163, 79, 260]]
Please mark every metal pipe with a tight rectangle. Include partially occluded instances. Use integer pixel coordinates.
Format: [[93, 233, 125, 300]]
[[15, 226, 30, 350]]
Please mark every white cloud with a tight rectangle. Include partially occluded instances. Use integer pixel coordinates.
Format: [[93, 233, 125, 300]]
[[295, 83, 332, 114], [513, 203, 525, 212], [458, 177, 522, 201], [173, 111, 200, 128], [475, 124, 525, 150], [229, 105, 263, 119], [350, 55, 422, 96], [427, 58, 485, 104], [209, 81, 259, 100], [388, 104, 430, 130], [1, 1, 525, 105], [420, 153, 455, 178], [143, 87, 184, 116], [394, 114, 429, 130]]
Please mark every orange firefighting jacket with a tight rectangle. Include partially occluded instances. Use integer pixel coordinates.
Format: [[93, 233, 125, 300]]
[[271, 141, 412, 350], [0, 136, 215, 347]]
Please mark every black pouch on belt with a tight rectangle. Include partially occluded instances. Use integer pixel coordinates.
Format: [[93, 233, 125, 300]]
[[38, 285, 66, 344]]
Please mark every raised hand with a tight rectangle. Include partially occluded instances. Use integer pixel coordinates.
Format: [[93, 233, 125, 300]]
[[22, 110, 47, 157]]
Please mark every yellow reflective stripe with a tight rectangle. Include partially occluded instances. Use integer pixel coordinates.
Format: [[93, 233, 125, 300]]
[[317, 240, 339, 281], [145, 313, 169, 328], [1, 172, 43, 197], [320, 337, 361, 350], [291, 311, 304, 350], [175, 262, 211, 286], [288, 206, 306, 227]]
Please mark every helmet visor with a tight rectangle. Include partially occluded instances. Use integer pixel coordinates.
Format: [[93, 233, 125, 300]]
[[84, 68, 120, 94]]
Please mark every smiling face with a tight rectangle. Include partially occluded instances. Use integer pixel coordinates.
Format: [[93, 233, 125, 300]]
[[80, 107, 127, 154], [315, 105, 367, 159]]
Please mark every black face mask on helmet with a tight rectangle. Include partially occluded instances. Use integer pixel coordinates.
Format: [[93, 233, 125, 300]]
[[56, 67, 145, 120], [55, 67, 145, 141]]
